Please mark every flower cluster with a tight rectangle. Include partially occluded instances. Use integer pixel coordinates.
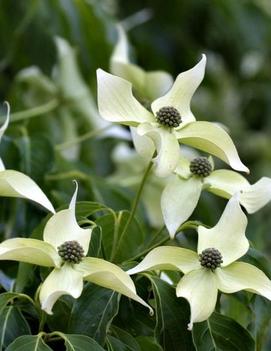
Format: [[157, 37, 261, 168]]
[[0, 25, 271, 339]]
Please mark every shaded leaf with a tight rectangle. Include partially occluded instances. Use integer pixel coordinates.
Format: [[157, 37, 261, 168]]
[[5, 334, 52, 351], [192, 312, 255, 351], [67, 283, 119, 344]]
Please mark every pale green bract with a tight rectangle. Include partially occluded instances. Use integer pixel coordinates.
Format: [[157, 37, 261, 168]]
[[0, 182, 152, 315], [162, 154, 271, 237], [110, 24, 173, 102], [97, 53, 249, 177], [0, 102, 55, 213], [128, 196, 271, 330]]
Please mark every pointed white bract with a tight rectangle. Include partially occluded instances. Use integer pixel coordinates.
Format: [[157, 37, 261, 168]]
[[98, 54, 249, 177], [0, 103, 55, 213], [128, 196, 271, 329], [0, 183, 151, 314], [110, 25, 173, 101], [161, 153, 271, 237]]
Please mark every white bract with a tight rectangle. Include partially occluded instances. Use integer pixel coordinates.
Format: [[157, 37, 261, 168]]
[[110, 25, 173, 102], [97, 54, 249, 177], [162, 154, 271, 237], [0, 183, 151, 315], [128, 196, 271, 330], [0, 103, 54, 213]]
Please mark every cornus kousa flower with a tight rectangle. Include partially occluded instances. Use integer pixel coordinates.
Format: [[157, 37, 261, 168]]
[[0, 183, 151, 315], [128, 196, 271, 330], [97, 55, 249, 177], [0, 103, 54, 213], [162, 154, 271, 237]]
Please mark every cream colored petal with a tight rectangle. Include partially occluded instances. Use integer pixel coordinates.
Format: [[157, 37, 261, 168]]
[[0, 238, 60, 267], [76, 257, 152, 313], [0, 159, 5, 171], [39, 264, 83, 314], [240, 177, 271, 214], [127, 246, 200, 275], [174, 155, 192, 179], [175, 121, 249, 173], [151, 55, 206, 123], [197, 196, 249, 266], [0, 101, 10, 140], [215, 262, 271, 300], [43, 183, 92, 253], [145, 71, 173, 101], [204, 169, 249, 198], [130, 127, 155, 162], [161, 176, 202, 238], [111, 25, 129, 64], [0, 170, 55, 213], [0, 102, 10, 171], [137, 123, 180, 177], [176, 268, 218, 330], [97, 69, 153, 126], [110, 26, 173, 101]]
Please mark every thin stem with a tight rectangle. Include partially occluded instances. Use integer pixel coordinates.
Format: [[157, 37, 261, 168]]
[[112, 161, 153, 260], [9, 99, 59, 123], [55, 125, 112, 151], [38, 310, 47, 332]]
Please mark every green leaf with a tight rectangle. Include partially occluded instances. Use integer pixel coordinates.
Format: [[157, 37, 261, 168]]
[[0, 292, 33, 314], [67, 283, 119, 344], [96, 211, 148, 263], [0, 306, 31, 349], [5, 335, 52, 351], [192, 312, 255, 351], [75, 201, 113, 218], [54, 333, 106, 351], [108, 326, 141, 351], [251, 296, 271, 351], [146, 275, 194, 351], [136, 336, 164, 351]]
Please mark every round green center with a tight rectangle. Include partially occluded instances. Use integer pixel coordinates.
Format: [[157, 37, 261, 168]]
[[199, 248, 223, 270], [57, 240, 84, 264], [156, 106, 182, 128], [190, 157, 212, 177]]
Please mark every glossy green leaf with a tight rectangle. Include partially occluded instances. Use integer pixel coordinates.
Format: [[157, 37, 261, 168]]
[[55, 333, 106, 351], [192, 312, 255, 351], [95, 211, 148, 263], [5, 335, 52, 351], [108, 326, 141, 351], [136, 336, 163, 351], [67, 283, 119, 344], [147, 275, 194, 351], [0, 306, 31, 349]]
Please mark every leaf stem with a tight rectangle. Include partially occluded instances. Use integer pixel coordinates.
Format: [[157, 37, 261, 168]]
[[55, 125, 112, 151], [112, 160, 153, 260], [9, 99, 59, 123]]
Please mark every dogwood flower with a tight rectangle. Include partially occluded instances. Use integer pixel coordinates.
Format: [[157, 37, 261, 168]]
[[162, 154, 271, 237], [0, 183, 151, 315], [0, 103, 54, 213], [128, 196, 271, 330], [97, 55, 249, 177]]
